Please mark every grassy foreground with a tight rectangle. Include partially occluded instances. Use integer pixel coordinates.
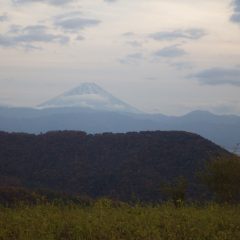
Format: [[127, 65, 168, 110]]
[[0, 200, 240, 240]]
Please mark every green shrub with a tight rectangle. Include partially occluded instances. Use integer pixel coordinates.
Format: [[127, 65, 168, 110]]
[[200, 155, 240, 203]]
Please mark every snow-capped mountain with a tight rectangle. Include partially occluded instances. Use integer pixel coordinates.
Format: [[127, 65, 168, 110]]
[[38, 82, 141, 114]]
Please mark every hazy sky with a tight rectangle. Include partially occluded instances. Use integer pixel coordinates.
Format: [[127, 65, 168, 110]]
[[0, 0, 240, 115]]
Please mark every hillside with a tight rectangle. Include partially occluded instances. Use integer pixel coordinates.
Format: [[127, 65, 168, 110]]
[[0, 107, 239, 151], [0, 131, 229, 201]]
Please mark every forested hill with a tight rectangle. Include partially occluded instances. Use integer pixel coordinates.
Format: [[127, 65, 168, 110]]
[[0, 131, 229, 201]]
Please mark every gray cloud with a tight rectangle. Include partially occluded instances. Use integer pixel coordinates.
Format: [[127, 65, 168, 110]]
[[54, 12, 100, 32], [126, 40, 142, 47], [154, 45, 187, 58], [231, 14, 240, 22], [192, 68, 240, 86], [8, 24, 21, 33], [0, 14, 8, 22], [233, 0, 240, 11], [119, 52, 143, 64], [0, 25, 69, 49], [231, 0, 240, 24], [150, 28, 206, 41], [121, 32, 145, 49], [170, 61, 194, 70], [122, 32, 135, 37], [104, 0, 117, 2], [76, 35, 85, 41], [12, 0, 74, 6]]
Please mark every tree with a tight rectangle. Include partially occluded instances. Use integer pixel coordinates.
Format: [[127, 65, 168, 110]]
[[201, 155, 240, 203], [160, 176, 188, 207]]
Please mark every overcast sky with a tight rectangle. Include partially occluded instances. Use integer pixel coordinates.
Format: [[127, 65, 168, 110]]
[[0, 0, 240, 115]]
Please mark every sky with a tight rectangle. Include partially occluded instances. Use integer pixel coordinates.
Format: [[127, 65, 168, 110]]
[[0, 0, 240, 115]]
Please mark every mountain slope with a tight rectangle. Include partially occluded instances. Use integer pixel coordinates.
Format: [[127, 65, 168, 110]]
[[163, 111, 240, 151], [0, 131, 229, 201], [38, 82, 141, 114]]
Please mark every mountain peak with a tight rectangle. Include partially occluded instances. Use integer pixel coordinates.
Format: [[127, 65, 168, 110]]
[[64, 82, 102, 96], [38, 82, 141, 114]]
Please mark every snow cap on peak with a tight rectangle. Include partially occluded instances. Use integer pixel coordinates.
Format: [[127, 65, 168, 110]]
[[38, 82, 141, 114]]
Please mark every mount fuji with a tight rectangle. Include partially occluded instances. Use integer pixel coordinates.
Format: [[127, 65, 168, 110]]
[[38, 82, 141, 114]]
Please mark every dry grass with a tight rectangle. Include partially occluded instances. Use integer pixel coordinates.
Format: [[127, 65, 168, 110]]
[[0, 200, 240, 240]]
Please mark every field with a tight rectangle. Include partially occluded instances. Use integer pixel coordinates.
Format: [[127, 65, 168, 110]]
[[0, 200, 240, 240]]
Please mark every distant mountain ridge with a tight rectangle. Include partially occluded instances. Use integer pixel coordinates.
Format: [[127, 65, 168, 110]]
[[0, 83, 239, 152]]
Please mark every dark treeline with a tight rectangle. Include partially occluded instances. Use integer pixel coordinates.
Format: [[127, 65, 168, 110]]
[[0, 130, 230, 202]]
